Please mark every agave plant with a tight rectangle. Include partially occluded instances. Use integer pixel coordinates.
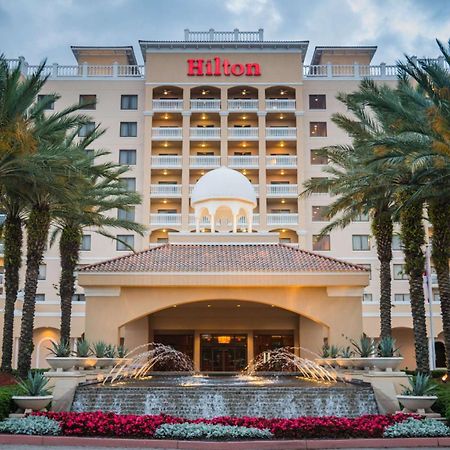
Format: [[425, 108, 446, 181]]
[[47, 340, 71, 357], [116, 344, 128, 358], [350, 334, 376, 358], [401, 373, 437, 396], [340, 346, 353, 358], [377, 336, 400, 357], [104, 344, 116, 359], [91, 341, 107, 358], [329, 345, 340, 358], [17, 371, 51, 396], [321, 344, 330, 358], [75, 339, 91, 357]]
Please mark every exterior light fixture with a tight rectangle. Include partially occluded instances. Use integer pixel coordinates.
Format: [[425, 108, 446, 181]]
[[281, 199, 286, 204], [280, 170, 285, 175], [279, 141, 285, 147], [163, 142, 169, 147], [163, 113, 169, 120], [280, 90, 286, 95], [163, 89, 168, 95], [237, 304, 241, 308], [162, 229, 167, 233], [207, 304, 211, 308], [241, 89, 247, 95], [201, 89, 207, 95], [201, 114, 206, 120], [163, 170, 168, 175], [242, 169, 247, 175], [217, 336, 231, 344], [162, 199, 168, 204], [242, 142, 247, 148], [279, 114, 284, 120], [200, 170, 205, 175], [242, 115, 247, 120]]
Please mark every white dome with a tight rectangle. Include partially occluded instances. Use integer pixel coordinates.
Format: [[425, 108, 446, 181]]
[[191, 166, 257, 206]]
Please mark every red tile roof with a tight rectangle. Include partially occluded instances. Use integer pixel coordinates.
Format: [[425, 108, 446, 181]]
[[79, 244, 367, 274]]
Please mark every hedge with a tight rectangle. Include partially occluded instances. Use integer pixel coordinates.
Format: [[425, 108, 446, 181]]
[[0, 385, 22, 420]]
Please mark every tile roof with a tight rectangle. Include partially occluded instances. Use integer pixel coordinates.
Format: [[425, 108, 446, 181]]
[[79, 244, 367, 274]]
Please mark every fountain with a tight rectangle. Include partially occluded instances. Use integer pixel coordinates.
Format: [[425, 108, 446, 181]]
[[71, 344, 378, 418]]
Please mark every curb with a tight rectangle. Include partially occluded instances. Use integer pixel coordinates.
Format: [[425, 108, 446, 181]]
[[1, 435, 450, 448]]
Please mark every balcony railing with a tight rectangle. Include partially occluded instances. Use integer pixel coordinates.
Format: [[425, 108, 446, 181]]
[[266, 155, 297, 168], [190, 128, 221, 139], [152, 127, 183, 139], [303, 64, 399, 79], [266, 99, 296, 110], [267, 213, 298, 225], [189, 184, 259, 195], [150, 213, 182, 226], [153, 100, 183, 111], [228, 127, 259, 139], [266, 127, 297, 139], [150, 184, 182, 197], [266, 184, 299, 196], [189, 155, 221, 168], [228, 155, 259, 168], [190, 99, 221, 111], [227, 99, 258, 111], [151, 155, 182, 168], [188, 214, 260, 226]]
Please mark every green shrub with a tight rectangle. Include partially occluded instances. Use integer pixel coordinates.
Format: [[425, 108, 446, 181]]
[[383, 418, 450, 438], [351, 334, 376, 357], [434, 384, 450, 421], [75, 339, 91, 357], [47, 340, 71, 357], [401, 373, 437, 396], [0, 385, 23, 420], [154, 423, 273, 440], [91, 341, 107, 358], [377, 337, 400, 357], [17, 372, 51, 396], [0, 416, 60, 435]]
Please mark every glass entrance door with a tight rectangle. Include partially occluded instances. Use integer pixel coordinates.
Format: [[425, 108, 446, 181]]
[[200, 334, 247, 371]]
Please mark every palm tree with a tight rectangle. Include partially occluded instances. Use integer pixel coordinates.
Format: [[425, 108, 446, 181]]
[[302, 93, 396, 339]]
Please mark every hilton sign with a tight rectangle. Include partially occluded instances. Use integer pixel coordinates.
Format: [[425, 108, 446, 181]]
[[187, 57, 261, 77]]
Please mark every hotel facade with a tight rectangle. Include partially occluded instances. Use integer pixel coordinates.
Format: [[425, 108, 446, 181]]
[[0, 29, 444, 372]]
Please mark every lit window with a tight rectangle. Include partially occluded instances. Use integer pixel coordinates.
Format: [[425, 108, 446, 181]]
[[119, 149, 137, 165], [120, 122, 137, 137], [38, 264, 46, 280], [393, 264, 408, 280], [392, 235, 403, 250], [394, 293, 410, 303], [37, 94, 55, 110], [78, 122, 95, 137], [310, 122, 327, 137], [80, 235, 91, 251], [310, 149, 328, 165], [309, 94, 326, 109], [79, 94, 96, 110], [352, 235, 370, 251], [35, 294, 45, 302], [118, 207, 135, 221], [312, 206, 328, 222], [121, 95, 138, 110], [312, 235, 330, 251], [116, 235, 134, 251]]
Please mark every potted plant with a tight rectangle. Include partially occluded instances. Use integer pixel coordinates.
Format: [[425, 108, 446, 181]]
[[372, 336, 404, 371], [46, 340, 77, 371], [93, 341, 116, 368], [114, 344, 130, 365], [350, 334, 377, 369], [315, 344, 340, 367], [75, 339, 97, 369], [397, 373, 438, 413], [336, 346, 354, 368], [12, 371, 53, 412]]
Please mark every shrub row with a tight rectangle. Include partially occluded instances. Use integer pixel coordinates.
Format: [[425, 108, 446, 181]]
[[0, 385, 22, 420]]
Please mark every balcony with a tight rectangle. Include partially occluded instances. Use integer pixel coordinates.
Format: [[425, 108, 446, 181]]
[[266, 99, 296, 111], [150, 213, 182, 226], [152, 127, 182, 140], [151, 155, 182, 168], [266, 155, 297, 168], [189, 184, 259, 196], [190, 128, 221, 139], [267, 213, 298, 226], [228, 155, 259, 168], [150, 184, 182, 197], [227, 99, 258, 111], [189, 155, 221, 168], [190, 99, 221, 111], [228, 127, 259, 140], [266, 127, 297, 140], [188, 214, 260, 226], [303, 64, 399, 79], [152, 100, 183, 111], [266, 184, 299, 197]]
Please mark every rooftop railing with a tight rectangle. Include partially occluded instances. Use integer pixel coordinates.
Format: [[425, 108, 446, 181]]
[[184, 28, 264, 42]]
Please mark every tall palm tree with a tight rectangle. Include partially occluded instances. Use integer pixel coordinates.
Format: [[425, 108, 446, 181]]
[[302, 93, 396, 339]]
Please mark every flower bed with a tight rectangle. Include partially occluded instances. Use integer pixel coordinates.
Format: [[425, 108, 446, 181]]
[[31, 411, 416, 440]]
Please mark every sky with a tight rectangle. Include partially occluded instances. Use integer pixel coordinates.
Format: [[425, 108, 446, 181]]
[[0, 0, 449, 65]]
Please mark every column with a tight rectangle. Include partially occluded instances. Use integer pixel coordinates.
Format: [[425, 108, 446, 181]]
[[247, 331, 254, 366], [180, 88, 191, 231], [257, 109, 267, 231], [142, 106, 153, 247], [194, 331, 201, 372]]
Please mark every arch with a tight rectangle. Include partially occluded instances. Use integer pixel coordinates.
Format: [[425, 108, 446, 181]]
[[269, 228, 299, 243], [190, 86, 220, 99], [33, 327, 60, 369], [265, 85, 295, 99], [153, 85, 183, 99], [435, 341, 446, 368], [227, 85, 258, 99], [149, 228, 178, 244]]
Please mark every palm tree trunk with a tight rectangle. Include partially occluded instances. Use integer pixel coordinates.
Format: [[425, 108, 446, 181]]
[[400, 199, 430, 373], [428, 199, 450, 374], [17, 204, 51, 378], [372, 205, 393, 339], [1, 215, 22, 372], [59, 224, 81, 343]]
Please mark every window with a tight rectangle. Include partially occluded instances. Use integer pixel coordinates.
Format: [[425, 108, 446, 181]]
[[310, 122, 327, 137], [120, 122, 137, 137], [279, 237, 292, 243], [78, 122, 95, 137], [157, 237, 169, 243], [352, 234, 370, 251], [118, 207, 135, 221], [37, 94, 54, 110], [85, 149, 94, 158], [310, 149, 328, 165], [116, 235, 134, 251], [119, 149, 137, 165], [353, 212, 369, 222], [311, 178, 328, 194], [309, 94, 326, 109], [38, 264, 46, 280], [360, 264, 372, 279], [363, 293, 373, 302], [72, 294, 86, 302], [312, 235, 330, 251], [121, 178, 136, 192], [394, 293, 410, 303], [434, 293, 441, 303], [392, 235, 403, 250], [312, 206, 328, 222], [80, 234, 91, 251], [35, 294, 45, 302], [393, 264, 408, 280], [121, 95, 138, 110], [79, 94, 96, 110]]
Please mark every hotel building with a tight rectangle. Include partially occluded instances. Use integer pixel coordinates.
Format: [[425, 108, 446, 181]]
[[0, 29, 444, 371]]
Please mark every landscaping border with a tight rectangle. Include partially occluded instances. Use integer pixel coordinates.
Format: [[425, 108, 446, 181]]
[[1, 435, 450, 449]]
